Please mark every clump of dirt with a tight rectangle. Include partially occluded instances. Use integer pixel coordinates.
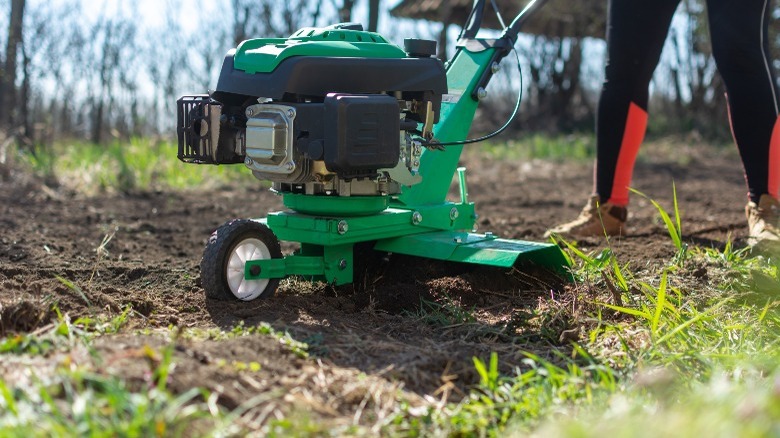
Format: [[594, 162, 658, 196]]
[[0, 298, 53, 334]]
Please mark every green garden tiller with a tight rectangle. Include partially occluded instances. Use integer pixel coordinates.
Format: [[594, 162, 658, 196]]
[[176, 0, 569, 301]]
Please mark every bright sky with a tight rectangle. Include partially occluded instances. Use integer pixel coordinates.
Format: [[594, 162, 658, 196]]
[[81, 0, 395, 35]]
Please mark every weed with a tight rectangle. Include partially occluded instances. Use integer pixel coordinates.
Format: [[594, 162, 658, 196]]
[[473, 352, 500, 392], [630, 184, 688, 265], [89, 228, 117, 288]]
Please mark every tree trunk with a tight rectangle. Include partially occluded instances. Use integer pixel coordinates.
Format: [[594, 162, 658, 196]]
[[438, 22, 450, 61], [367, 0, 380, 32], [20, 39, 30, 140], [1, 0, 26, 129], [339, 0, 354, 23]]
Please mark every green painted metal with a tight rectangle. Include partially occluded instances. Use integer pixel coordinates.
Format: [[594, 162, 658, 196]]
[[282, 193, 389, 217], [246, 256, 324, 279], [374, 231, 571, 276], [234, 28, 406, 74], [261, 202, 476, 246], [457, 167, 469, 204], [395, 47, 494, 207], [245, 244, 354, 285]]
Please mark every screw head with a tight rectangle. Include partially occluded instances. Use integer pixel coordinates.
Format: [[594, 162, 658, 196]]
[[338, 259, 348, 270], [245, 157, 253, 166], [245, 107, 255, 117], [285, 162, 295, 171], [412, 211, 423, 225], [491, 62, 500, 74], [337, 220, 349, 234], [450, 207, 459, 220], [476, 87, 488, 100], [287, 108, 295, 118], [249, 265, 261, 276]]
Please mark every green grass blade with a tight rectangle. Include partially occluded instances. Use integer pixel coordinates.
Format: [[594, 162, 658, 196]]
[[0, 380, 17, 415], [655, 299, 731, 345], [651, 270, 668, 335], [673, 182, 682, 239], [473, 356, 489, 387], [558, 238, 595, 265], [612, 259, 629, 291], [629, 187, 682, 249], [488, 352, 499, 390], [55, 275, 91, 308], [757, 300, 771, 323], [598, 302, 652, 320]]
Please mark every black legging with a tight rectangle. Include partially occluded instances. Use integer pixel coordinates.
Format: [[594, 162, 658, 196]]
[[596, 0, 780, 205]]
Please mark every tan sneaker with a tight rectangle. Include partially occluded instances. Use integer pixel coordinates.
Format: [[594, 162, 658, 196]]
[[544, 195, 627, 239], [746, 194, 780, 252]]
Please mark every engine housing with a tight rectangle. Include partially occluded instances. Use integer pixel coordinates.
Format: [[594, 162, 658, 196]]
[[176, 24, 445, 198]]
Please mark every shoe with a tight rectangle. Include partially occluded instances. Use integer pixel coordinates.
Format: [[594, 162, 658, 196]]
[[544, 195, 627, 239], [745, 194, 780, 252]]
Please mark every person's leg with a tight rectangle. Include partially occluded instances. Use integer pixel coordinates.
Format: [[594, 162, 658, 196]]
[[707, 0, 780, 249], [708, 0, 779, 202], [595, 0, 680, 206], [546, 0, 680, 238]]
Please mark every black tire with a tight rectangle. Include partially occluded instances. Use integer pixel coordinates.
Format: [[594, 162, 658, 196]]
[[200, 219, 282, 301]]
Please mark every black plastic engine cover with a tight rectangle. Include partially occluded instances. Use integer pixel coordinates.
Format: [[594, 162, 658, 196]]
[[212, 54, 446, 123], [324, 93, 399, 177]]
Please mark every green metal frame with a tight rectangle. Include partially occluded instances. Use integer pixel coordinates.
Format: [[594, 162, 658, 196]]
[[243, 43, 571, 286]]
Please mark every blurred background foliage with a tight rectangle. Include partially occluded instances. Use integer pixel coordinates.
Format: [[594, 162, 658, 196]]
[[0, 0, 773, 153]]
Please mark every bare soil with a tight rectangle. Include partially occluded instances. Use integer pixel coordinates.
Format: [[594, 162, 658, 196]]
[[0, 141, 749, 428]]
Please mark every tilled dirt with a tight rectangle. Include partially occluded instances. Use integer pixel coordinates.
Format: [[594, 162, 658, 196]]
[[0, 141, 749, 427]]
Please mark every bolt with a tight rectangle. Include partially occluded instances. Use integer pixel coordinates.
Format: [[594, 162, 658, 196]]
[[245, 107, 255, 118], [285, 162, 295, 171], [476, 87, 488, 100], [249, 265, 261, 276], [450, 207, 459, 220], [491, 62, 500, 74], [412, 211, 423, 225], [337, 220, 349, 235], [245, 157, 253, 166], [454, 237, 463, 244], [413, 160, 420, 167], [338, 259, 348, 270], [287, 108, 296, 118]]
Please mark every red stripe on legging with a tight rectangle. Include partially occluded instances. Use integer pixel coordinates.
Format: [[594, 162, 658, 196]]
[[608, 102, 648, 206], [768, 115, 780, 198]]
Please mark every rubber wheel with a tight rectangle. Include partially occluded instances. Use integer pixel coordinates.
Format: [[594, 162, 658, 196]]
[[200, 219, 282, 301]]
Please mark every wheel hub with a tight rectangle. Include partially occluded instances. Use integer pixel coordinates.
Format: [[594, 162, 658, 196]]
[[226, 237, 271, 300]]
